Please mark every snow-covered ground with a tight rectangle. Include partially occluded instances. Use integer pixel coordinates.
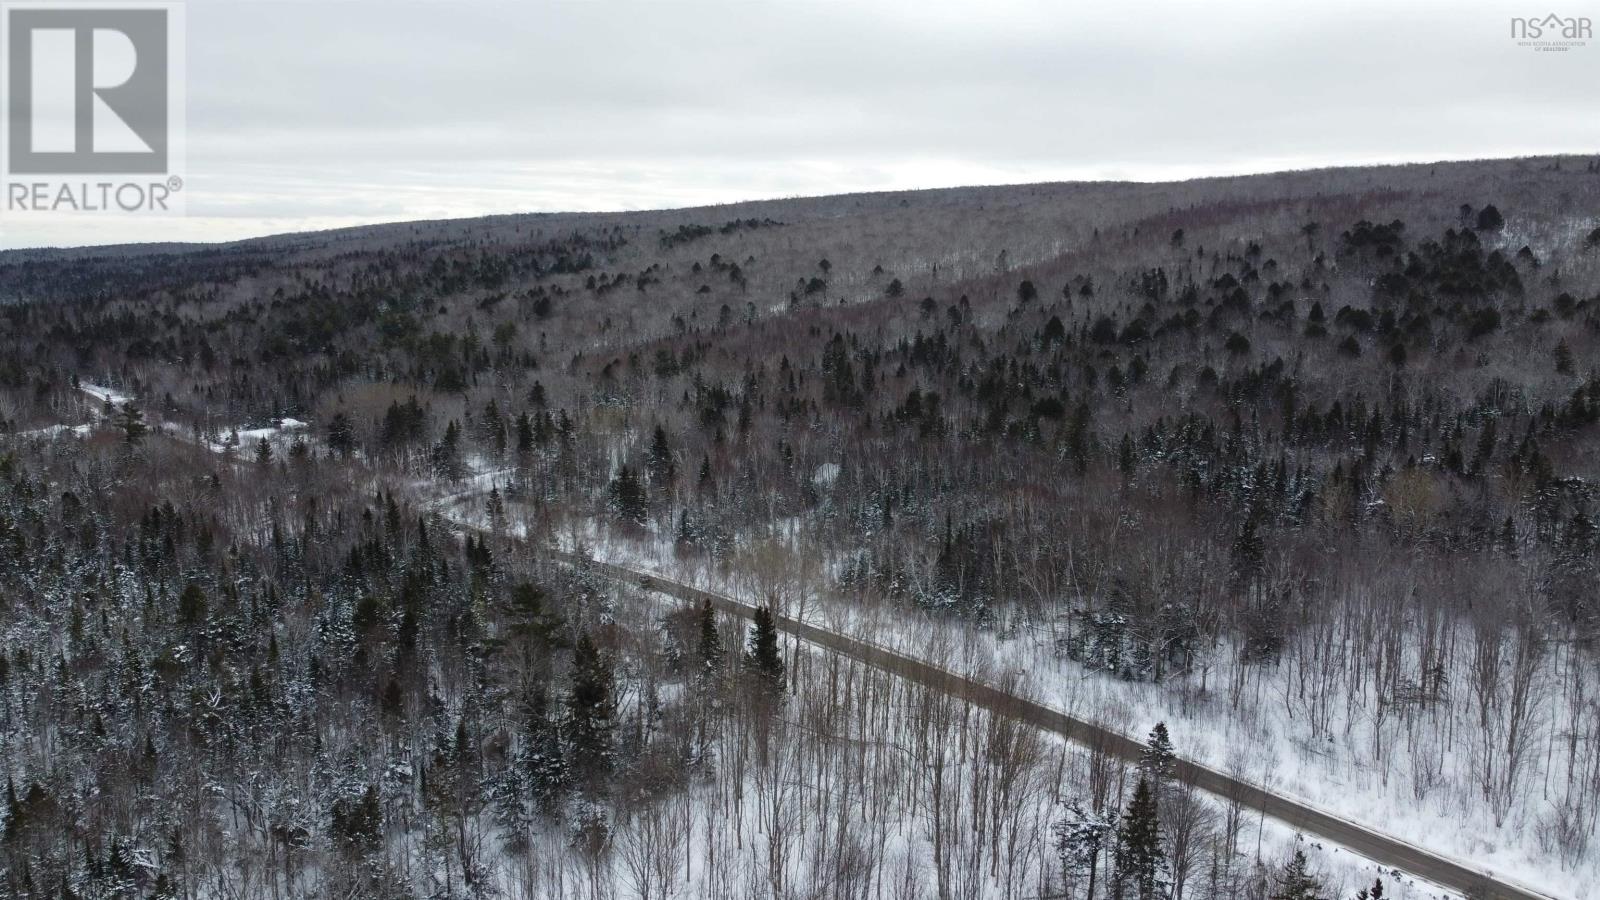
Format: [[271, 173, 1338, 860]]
[[77, 382, 132, 407], [206, 417, 309, 454], [553, 521, 1576, 900], [8, 422, 93, 440], [5, 382, 133, 440], [32, 375, 1569, 897], [506, 574, 1465, 900]]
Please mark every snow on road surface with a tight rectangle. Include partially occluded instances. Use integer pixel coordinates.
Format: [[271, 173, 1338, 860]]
[[208, 417, 310, 454], [9, 423, 94, 440], [77, 382, 132, 407], [5, 381, 132, 439], [549, 524, 1572, 900]]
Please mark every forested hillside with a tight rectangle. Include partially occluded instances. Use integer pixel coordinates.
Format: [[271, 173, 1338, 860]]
[[2, 156, 1599, 899]]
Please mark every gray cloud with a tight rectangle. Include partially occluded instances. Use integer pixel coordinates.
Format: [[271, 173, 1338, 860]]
[[5, 0, 1597, 248]]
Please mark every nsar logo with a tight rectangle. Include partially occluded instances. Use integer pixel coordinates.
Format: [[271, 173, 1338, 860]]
[[1510, 13, 1592, 51]]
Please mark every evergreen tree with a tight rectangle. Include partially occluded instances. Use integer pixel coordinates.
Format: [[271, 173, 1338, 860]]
[[1555, 339, 1575, 376], [491, 762, 533, 849], [1270, 849, 1328, 900], [499, 581, 564, 657], [3, 777, 19, 842], [432, 420, 463, 480], [523, 687, 568, 817], [1054, 801, 1114, 900], [1231, 515, 1265, 583], [326, 412, 355, 456], [486, 486, 506, 532], [696, 598, 724, 676], [1118, 433, 1137, 482], [608, 465, 647, 524], [1139, 722, 1177, 791], [675, 509, 696, 547], [117, 403, 147, 447], [820, 334, 859, 406], [1473, 418, 1498, 474], [1386, 341, 1407, 368], [1043, 315, 1067, 346], [1112, 777, 1169, 900], [1353, 878, 1385, 900], [329, 785, 383, 857], [515, 412, 534, 455], [177, 582, 207, 626], [566, 633, 615, 789], [482, 400, 507, 456], [745, 605, 784, 693], [647, 425, 676, 486]]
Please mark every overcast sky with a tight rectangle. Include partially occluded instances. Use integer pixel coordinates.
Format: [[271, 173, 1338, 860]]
[[3, 0, 1598, 249]]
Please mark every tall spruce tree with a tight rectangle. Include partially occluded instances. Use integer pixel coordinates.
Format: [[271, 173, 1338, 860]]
[[326, 411, 355, 456], [697, 598, 724, 676], [1231, 515, 1265, 583], [1112, 777, 1169, 900], [177, 582, 208, 626], [515, 412, 534, 455], [113, 400, 148, 445], [499, 581, 564, 658], [608, 465, 647, 524], [1270, 849, 1327, 900], [1139, 722, 1177, 799], [745, 605, 784, 693], [117, 403, 147, 447], [647, 425, 675, 486], [565, 632, 615, 790], [482, 400, 507, 456], [485, 486, 506, 531], [433, 420, 463, 480], [523, 687, 568, 816]]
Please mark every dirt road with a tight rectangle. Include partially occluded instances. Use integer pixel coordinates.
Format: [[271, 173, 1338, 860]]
[[550, 550, 1563, 900]]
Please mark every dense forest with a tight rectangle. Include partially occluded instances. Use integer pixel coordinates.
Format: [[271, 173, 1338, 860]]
[[2, 156, 1598, 899]]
